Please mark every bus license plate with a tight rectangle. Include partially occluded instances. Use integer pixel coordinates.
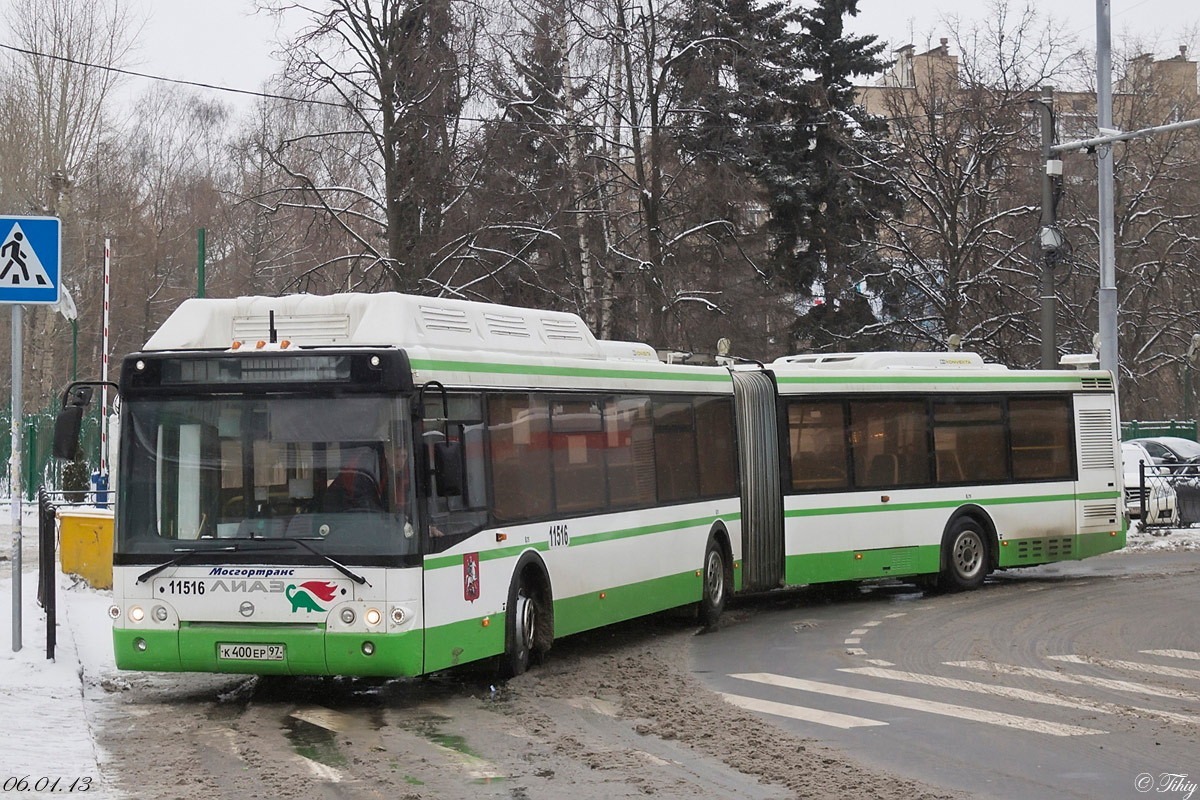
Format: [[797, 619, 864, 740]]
[[218, 643, 285, 661]]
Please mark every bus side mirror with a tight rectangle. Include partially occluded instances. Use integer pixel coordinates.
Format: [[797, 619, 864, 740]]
[[53, 386, 94, 460], [433, 441, 465, 497]]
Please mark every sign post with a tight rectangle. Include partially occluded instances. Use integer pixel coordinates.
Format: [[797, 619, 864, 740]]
[[0, 215, 62, 652]]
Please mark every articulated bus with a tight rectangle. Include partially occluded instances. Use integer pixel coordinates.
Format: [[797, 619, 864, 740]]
[[53, 293, 1124, 678]]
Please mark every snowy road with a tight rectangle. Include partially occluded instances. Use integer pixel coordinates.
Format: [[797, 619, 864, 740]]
[[3, 505, 1197, 799]]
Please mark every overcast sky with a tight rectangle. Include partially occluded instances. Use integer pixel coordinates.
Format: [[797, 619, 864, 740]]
[[124, 0, 1200, 113], [847, 0, 1198, 52]]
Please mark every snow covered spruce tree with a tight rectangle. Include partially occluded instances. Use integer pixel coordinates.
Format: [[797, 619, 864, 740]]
[[756, 0, 897, 352], [662, 0, 897, 353]]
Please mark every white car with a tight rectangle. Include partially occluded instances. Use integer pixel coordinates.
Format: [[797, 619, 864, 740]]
[[1122, 441, 1179, 526]]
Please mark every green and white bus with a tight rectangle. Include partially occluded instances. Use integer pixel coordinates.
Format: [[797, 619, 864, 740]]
[[734, 352, 1124, 596], [54, 293, 1124, 678]]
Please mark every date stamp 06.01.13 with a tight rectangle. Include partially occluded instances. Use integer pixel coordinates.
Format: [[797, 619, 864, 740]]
[[2, 777, 92, 793]]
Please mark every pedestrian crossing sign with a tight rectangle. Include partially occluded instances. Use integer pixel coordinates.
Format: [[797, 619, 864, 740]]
[[0, 215, 61, 305]]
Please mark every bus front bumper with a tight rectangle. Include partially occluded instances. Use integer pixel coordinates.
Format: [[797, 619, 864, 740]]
[[113, 624, 424, 677]]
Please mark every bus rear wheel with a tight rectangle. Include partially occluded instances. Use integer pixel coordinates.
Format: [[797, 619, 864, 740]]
[[698, 536, 727, 628], [941, 518, 989, 591]]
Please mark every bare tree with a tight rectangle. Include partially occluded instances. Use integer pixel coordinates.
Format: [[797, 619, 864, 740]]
[[1056, 42, 1200, 419], [860, 2, 1083, 363], [0, 0, 138, 405], [257, 0, 485, 292]]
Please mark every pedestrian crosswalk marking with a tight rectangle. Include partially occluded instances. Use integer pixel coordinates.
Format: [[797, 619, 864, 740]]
[[840, 667, 1110, 711], [947, 660, 1200, 701], [729, 672, 1104, 736], [1140, 649, 1200, 662], [718, 692, 888, 729], [1049, 654, 1200, 681], [840, 666, 1200, 726]]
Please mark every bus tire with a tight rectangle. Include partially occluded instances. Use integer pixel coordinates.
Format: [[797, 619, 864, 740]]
[[698, 535, 728, 628], [502, 560, 551, 678], [940, 517, 989, 591]]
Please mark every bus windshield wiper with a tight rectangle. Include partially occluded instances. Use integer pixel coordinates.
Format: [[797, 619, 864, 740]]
[[135, 541, 293, 584], [137, 546, 230, 584], [275, 537, 370, 586]]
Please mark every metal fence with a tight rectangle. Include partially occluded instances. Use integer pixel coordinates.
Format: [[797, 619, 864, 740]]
[[1131, 460, 1200, 532], [1, 402, 103, 500], [1121, 419, 1197, 442]]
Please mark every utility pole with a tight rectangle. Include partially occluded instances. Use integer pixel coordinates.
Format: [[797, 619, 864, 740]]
[[1035, 86, 1064, 369], [1041, 0, 1200, 400], [1095, 0, 1118, 387]]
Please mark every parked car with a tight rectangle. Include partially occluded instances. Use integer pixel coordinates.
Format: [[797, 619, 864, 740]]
[[1125, 436, 1200, 474], [1121, 441, 1179, 527]]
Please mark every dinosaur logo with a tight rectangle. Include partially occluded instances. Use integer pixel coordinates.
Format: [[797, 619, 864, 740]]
[[285, 581, 337, 613]]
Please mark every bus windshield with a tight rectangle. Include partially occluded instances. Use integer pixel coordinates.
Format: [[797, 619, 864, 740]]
[[119, 394, 416, 558]]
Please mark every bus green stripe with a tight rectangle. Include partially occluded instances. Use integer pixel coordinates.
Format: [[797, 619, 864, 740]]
[[409, 358, 731, 384], [572, 513, 741, 548], [785, 491, 1119, 518], [776, 375, 1096, 385], [410, 357, 729, 383], [422, 512, 741, 572], [420, 567, 704, 671]]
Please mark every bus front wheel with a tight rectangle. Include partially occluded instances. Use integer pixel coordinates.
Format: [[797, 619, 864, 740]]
[[698, 536, 727, 628], [940, 518, 989, 591], [502, 567, 549, 678]]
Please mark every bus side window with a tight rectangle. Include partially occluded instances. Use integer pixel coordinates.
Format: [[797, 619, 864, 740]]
[[423, 394, 487, 549], [550, 397, 606, 514], [1010, 397, 1072, 480], [653, 397, 699, 502], [604, 396, 655, 509], [488, 393, 552, 522], [850, 400, 930, 488], [787, 401, 849, 492], [694, 396, 738, 498]]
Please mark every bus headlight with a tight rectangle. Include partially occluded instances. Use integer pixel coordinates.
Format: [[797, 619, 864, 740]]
[[153, 605, 169, 622], [129, 606, 145, 623], [361, 641, 375, 656], [108, 605, 121, 620], [364, 608, 381, 626], [340, 608, 356, 625], [391, 607, 406, 625]]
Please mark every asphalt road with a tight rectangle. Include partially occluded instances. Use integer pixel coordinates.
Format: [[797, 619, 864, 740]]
[[691, 550, 1200, 800]]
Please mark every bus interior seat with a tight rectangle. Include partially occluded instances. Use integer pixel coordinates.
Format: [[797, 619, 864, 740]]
[[867, 454, 898, 486], [936, 451, 965, 482]]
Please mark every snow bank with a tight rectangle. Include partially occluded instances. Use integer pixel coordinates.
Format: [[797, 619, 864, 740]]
[[0, 504, 116, 797], [1124, 524, 1200, 552]]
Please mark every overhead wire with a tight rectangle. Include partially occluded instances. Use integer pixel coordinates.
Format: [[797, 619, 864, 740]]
[[0, 38, 1035, 133]]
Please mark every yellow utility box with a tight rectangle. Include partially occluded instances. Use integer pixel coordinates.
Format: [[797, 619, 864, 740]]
[[58, 507, 114, 589]]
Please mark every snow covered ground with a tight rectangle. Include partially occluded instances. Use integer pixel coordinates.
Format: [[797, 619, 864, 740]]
[[0, 503, 117, 798], [1, 500, 1198, 799]]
